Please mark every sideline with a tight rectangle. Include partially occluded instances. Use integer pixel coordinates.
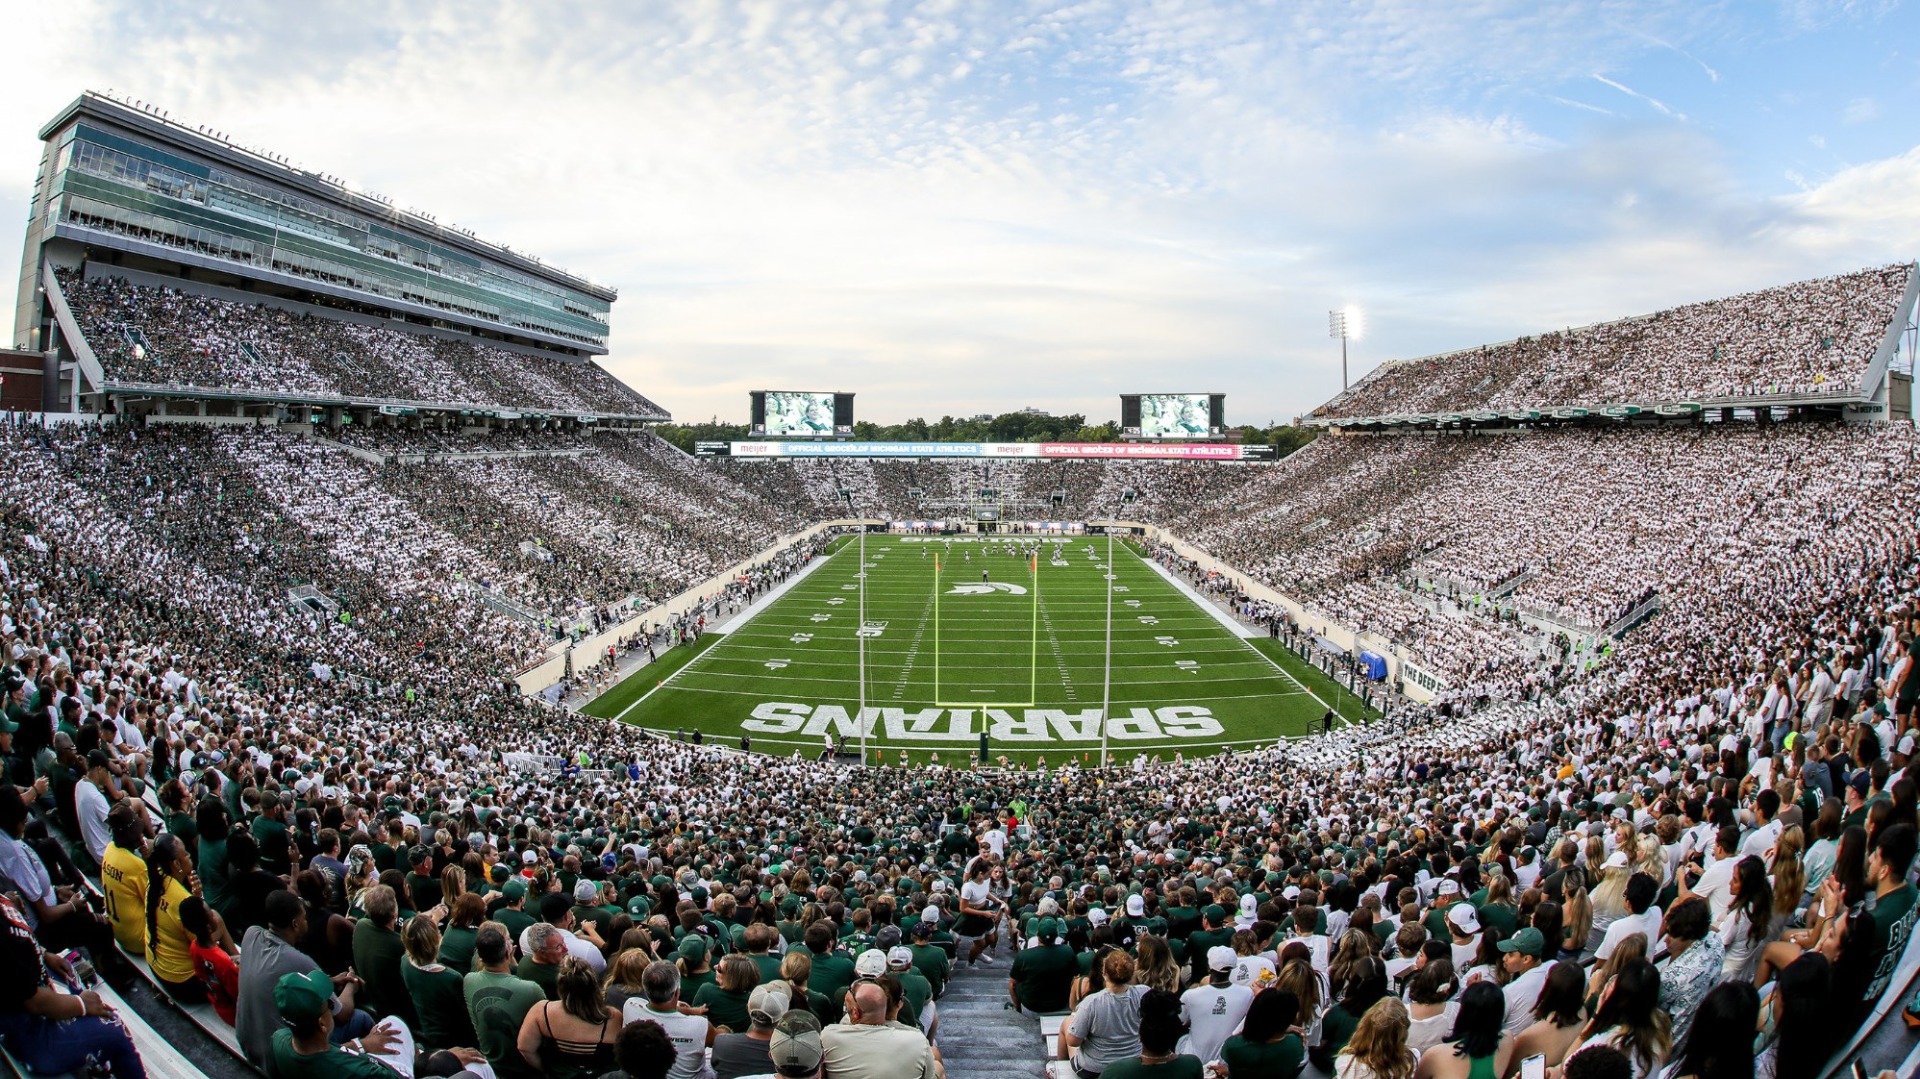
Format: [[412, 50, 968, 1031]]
[[1128, 543, 1349, 727], [1138, 554, 1262, 639], [708, 539, 844, 632], [610, 543, 843, 722]]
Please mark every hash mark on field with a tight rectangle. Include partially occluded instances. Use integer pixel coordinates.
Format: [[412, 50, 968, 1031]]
[[1036, 586, 1077, 701], [890, 588, 936, 700]]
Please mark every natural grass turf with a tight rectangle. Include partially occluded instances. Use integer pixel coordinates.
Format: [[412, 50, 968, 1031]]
[[582, 535, 1379, 767]]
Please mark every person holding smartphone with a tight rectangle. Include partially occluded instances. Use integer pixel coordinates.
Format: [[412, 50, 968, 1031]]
[[0, 893, 146, 1079]]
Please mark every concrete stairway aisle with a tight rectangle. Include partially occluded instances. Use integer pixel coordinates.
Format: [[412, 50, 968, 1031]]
[[934, 942, 1050, 1079]]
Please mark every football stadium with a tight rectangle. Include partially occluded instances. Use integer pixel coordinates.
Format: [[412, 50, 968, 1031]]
[[2, 11, 1920, 1079]]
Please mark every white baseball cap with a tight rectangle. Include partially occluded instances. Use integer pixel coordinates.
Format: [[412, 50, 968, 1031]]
[[1125, 895, 1146, 917], [1447, 904, 1481, 934], [1207, 946, 1237, 972]]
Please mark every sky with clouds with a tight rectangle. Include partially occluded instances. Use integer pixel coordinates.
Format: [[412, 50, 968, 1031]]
[[2, 0, 1916, 426]]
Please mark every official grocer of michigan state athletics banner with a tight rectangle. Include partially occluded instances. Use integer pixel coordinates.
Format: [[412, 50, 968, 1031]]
[[728, 441, 1267, 459]]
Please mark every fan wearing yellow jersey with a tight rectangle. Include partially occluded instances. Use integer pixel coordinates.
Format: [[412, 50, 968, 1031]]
[[100, 802, 149, 955]]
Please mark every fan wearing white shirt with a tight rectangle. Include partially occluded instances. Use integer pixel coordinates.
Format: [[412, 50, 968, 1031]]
[[1739, 789, 1783, 866], [1180, 947, 1253, 1064], [1445, 903, 1482, 970], [1682, 824, 1743, 923], [1497, 927, 1557, 1038], [1591, 874, 1663, 963]]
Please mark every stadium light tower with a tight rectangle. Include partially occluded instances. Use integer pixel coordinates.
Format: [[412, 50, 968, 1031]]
[[1329, 305, 1364, 390]]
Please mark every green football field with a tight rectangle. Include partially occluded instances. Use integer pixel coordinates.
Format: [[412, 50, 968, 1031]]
[[582, 535, 1376, 766]]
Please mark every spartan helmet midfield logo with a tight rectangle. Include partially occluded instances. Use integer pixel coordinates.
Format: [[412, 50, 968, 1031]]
[[945, 582, 1028, 596]]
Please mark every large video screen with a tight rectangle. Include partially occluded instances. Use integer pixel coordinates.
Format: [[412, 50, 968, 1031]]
[[752, 391, 851, 437], [1134, 393, 1218, 438]]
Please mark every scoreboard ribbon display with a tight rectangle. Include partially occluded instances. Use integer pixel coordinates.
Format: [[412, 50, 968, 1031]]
[[723, 441, 1270, 459]]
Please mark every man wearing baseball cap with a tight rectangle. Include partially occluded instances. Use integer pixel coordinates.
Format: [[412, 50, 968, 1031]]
[[1445, 903, 1482, 970], [1185, 904, 1235, 974], [740, 1011, 824, 1079], [908, 917, 952, 998], [1496, 927, 1556, 1037], [1181, 946, 1253, 1065], [1422, 878, 1464, 942], [711, 982, 788, 1079], [887, 946, 936, 1034], [274, 968, 487, 1079], [1009, 916, 1075, 1015]]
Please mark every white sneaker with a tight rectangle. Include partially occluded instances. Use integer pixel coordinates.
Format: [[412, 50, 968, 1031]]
[[975, 954, 995, 966]]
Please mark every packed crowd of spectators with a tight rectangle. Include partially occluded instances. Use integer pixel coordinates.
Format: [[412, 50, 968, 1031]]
[[1317, 263, 1913, 418], [6, 255, 1920, 1078], [1163, 423, 1920, 693], [56, 271, 666, 417], [2, 403, 1918, 1079]]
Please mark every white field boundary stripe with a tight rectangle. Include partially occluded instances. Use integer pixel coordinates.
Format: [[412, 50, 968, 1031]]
[[1122, 542, 1351, 728], [703, 644, 1269, 659], [716, 545, 844, 630], [639, 682, 1307, 703], [659, 669, 1293, 690], [609, 545, 838, 722]]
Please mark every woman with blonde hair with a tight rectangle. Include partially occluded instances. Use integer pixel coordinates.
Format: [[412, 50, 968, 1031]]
[[439, 864, 467, 906], [1584, 932, 1645, 1016], [1478, 875, 1519, 939], [1328, 929, 1377, 995], [600, 946, 652, 1013], [1586, 856, 1630, 955], [779, 949, 832, 1020], [1770, 826, 1807, 924], [515, 956, 620, 1079], [1336, 997, 1419, 1079], [1136, 933, 1181, 994], [1633, 833, 1665, 887], [401, 914, 474, 1050]]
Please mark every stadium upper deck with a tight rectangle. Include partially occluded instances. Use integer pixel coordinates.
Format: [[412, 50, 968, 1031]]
[[14, 92, 668, 421], [1310, 262, 1919, 426]]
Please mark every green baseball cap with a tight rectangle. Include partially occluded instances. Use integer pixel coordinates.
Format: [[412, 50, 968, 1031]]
[[502, 879, 527, 900], [678, 935, 709, 960], [274, 970, 333, 1021], [1203, 904, 1228, 924], [1497, 927, 1546, 958]]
